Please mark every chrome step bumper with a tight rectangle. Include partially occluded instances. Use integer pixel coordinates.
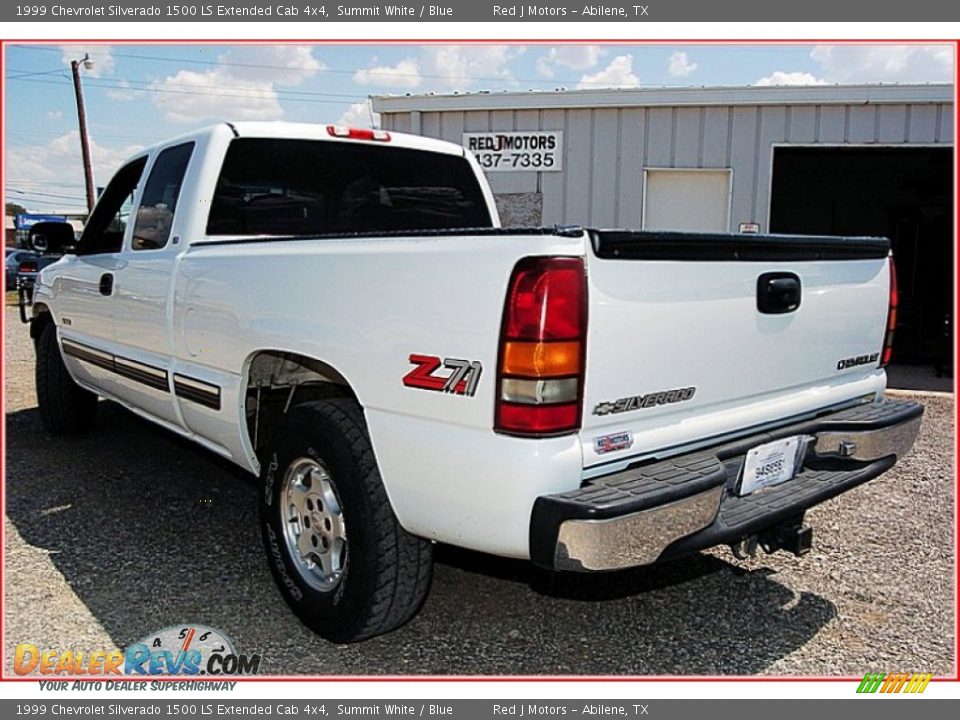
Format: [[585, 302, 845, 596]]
[[529, 399, 923, 572]]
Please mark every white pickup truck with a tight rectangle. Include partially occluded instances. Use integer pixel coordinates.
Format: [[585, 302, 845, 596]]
[[28, 122, 922, 642]]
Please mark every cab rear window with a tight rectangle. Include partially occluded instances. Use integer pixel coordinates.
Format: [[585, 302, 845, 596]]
[[206, 138, 493, 236]]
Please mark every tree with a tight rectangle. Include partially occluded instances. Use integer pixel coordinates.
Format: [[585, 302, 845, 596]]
[[6, 202, 27, 217]]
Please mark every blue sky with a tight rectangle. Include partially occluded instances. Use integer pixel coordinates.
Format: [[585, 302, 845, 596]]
[[4, 43, 954, 213]]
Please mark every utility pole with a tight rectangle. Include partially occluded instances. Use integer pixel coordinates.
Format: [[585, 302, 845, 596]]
[[70, 54, 96, 213]]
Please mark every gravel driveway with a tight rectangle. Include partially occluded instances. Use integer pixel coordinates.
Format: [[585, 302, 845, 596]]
[[3, 304, 955, 676]]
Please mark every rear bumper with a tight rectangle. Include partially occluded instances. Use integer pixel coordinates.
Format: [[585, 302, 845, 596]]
[[530, 399, 923, 572]]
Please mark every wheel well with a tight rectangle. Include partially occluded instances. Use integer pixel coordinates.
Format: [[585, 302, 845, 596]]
[[244, 350, 358, 457], [30, 304, 53, 342]]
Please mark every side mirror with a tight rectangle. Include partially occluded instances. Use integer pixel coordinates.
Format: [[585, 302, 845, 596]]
[[29, 222, 76, 255]]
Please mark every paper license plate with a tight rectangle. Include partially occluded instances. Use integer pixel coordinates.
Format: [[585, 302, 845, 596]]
[[738, 436, 802, 496]]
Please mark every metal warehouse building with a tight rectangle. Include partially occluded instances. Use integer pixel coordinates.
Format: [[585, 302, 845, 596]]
[[373, 83, 955, 366]]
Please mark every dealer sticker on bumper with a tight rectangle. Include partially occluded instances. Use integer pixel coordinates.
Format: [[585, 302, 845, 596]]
[[739, 435, 804, 496]]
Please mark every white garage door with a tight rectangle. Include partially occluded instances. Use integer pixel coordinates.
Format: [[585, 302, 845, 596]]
[[642, 169, 732, 232]]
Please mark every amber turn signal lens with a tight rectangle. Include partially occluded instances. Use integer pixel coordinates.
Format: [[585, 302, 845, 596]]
[[501, 341, 581, 378]]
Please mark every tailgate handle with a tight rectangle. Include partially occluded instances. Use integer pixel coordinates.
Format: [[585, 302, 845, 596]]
[[757, 272, 801, 314]]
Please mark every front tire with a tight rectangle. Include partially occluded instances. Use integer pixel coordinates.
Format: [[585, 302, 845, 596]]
[[259, 398, 433, 642], [35, 322, 98, 434]]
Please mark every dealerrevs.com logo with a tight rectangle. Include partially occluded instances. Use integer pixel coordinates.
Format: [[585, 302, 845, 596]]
[[14, 625, 261, 676]]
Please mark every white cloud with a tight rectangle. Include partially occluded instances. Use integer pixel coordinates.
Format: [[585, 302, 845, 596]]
[[6, 131, 143, 212], [337, 101, 381, 128], [353, 47, 522, 90], [667, 51, 698, 78], [106, 79, 143, 102], [149, 45, 325, 123], [354, 59, 421, 88], [217, 45, 325, 86], [151, 68, 282, 123], [755, 71, 826, 86], [60, 45, 114, 78], [810, 45, 953, 83], [536, 46, 604, 77], [46, 110, 63, 120], [577, 55, 640, 89], [420, 45, 524, 89]]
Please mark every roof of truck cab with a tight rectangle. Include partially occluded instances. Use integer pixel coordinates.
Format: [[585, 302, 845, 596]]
[[114, 122, 470, 176], [224, 121, 467, 156]]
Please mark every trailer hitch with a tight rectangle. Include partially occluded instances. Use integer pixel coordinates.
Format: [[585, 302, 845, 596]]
[[731, 514, 813, 559]]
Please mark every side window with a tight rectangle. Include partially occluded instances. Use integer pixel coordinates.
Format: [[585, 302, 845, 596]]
[[76, 157, 147, 255], [132, 142, 195, 251]]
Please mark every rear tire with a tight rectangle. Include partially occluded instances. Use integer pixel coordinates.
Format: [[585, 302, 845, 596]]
[[35, 322, 98, 434], [259, 398, 433, 642]]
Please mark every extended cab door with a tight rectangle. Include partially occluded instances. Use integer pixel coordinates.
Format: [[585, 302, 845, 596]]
[[55, 156, 146, 393], [109, 141, 196, 427]]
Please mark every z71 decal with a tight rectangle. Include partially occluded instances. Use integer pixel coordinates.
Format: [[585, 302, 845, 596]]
[[403, 354, 483, 397]]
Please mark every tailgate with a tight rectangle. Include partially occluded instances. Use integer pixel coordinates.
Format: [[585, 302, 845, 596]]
[[580, 230, 892, 470]]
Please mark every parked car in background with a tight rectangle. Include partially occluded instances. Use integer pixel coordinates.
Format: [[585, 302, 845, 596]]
[[15, 223, 78, 320], [16, 254, 61, 302], [5, 248, 38, 289]]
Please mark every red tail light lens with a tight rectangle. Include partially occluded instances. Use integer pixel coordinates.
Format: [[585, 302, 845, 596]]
[[504, 261, 585, 340], [497, 402, 580, 434], [495, 257, 587, 437], [18, 261, 38, 273], [881, 256, 898, 367]]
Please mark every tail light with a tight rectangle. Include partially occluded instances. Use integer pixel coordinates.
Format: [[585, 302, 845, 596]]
[[495, 257, 587, 437], [18, 261, 38, 274], [326, 125, 391, 142], [881, 255, 898, 367]]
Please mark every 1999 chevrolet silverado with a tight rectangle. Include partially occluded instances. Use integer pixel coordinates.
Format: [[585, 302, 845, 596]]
[[27, 122, 922, 642]]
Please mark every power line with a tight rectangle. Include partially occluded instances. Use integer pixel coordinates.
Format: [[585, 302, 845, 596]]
[[10, 202, 88, 213], [8, 74, 369, 106], [5, 181, 87, 188], [5, 138, 88, 162], [6, 67, 70, 80], [7, 43, 598, 86], [6, 67, 368, 100], [93, 74, 366, 100], [9, 129, 147, 142], [9, 188, 89, 201]]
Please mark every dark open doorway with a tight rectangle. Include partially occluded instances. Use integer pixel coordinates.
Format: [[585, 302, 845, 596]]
[[770, 146, 954, 369]]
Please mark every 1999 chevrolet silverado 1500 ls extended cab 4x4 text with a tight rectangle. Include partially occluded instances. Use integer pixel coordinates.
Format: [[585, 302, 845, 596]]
[[27, 122, 922, 642]]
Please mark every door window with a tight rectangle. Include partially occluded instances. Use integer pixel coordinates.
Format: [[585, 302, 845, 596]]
[[76, 157, 148, 255], [132, 142, 195, 251]]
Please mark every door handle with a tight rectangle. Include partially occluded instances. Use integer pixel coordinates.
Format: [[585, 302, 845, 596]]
[[757, 272, 801, 314], [99, 273, 114, 296]]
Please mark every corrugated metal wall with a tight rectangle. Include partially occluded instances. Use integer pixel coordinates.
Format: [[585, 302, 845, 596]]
[[382, 102, 954, 230]]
